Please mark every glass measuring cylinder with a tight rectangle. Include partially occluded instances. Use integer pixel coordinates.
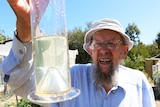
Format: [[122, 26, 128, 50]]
[[29, 0, 80, 103]]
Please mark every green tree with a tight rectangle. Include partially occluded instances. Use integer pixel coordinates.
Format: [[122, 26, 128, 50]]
[[124, 42, 150, 71], [155, 32, 160, 49], [125, 23, 140, 44], [68, 28, 91, 64], [0, 29, 6, 41], [123, 23, 151, 71], [146, 42, 159, 57], [124, 23, 159, 72]]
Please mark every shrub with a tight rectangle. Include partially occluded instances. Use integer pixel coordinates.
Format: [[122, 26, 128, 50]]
[[16, 98, 41, 107]]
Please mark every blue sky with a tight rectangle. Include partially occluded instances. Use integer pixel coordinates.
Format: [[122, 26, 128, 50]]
[[0, 0, 160, 45]]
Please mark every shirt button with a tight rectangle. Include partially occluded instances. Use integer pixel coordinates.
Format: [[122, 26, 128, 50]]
[[106, 97, 108, 100], [112, 91, 115, 94], [19, 50, 23, 54]]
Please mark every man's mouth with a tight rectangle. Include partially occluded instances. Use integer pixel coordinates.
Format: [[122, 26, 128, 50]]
[[99, 58, 111, 64]]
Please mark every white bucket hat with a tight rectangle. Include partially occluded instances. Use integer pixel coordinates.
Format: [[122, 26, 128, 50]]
[[83, 18, 134, 54]]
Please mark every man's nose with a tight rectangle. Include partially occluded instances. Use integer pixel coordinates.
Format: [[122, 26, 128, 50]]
[[100, 44, 109, 50]]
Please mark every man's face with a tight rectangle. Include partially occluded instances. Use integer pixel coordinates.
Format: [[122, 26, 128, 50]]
[[89, 29, 128, 73], [88, 29, 128, 86]]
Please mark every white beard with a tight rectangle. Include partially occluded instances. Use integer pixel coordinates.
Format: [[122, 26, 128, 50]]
[[91, 64, 118, 88]]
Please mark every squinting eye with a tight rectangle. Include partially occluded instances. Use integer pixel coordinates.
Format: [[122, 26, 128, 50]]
[[107, 42, 115, 47], [94, 43, 101, 48]]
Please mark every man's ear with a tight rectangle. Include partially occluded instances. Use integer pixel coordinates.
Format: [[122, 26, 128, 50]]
[[87, 46, 92, 55], [87, 46, 99, 65], [121, 45, 129, 59]]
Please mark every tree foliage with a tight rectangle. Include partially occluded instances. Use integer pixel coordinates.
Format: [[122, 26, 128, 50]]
[[0, 29, 6, 42], [123, 23, 160, 72], [155, 32, 160, 49], [125, 23, 140, 44], [68, 28, 91, 64], [123, 23, 159, 71], [146, 42, 159, 56], [124, 42, 150, 71]]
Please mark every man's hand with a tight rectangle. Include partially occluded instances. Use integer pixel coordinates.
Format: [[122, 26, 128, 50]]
[[7, 0, 49, 42], [7, 0, 31, 42]]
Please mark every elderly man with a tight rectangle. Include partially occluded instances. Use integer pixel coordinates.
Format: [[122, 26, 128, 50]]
[[0, 0, 155, 107]]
